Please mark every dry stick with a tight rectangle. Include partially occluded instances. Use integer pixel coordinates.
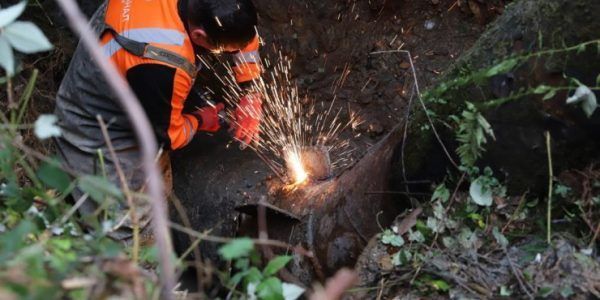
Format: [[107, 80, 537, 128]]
[[170, 194, 206, 292], [589, 222, 600, 249], [169, 222, 315, 257], [370, 49, 460, 170], [501, 192, 529, 234], [6, 77, 15, 110], [53, 0, 174, 296], [545, 131, 553, 244], [97, 116, 140, 263], [401, 86, 416, 194]]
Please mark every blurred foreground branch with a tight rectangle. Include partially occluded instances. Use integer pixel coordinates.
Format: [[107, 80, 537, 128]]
[[52, 0, 175, 297]]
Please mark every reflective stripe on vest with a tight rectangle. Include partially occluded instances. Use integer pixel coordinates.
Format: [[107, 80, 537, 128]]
[[234, 50, 261, 65], [103, 28, 186, 57]]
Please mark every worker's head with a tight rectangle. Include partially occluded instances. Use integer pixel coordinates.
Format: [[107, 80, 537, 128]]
[[187, 0, 258, 53]]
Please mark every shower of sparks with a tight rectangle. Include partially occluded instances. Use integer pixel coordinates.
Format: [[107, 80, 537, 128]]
[[197, 51, 359, 184]]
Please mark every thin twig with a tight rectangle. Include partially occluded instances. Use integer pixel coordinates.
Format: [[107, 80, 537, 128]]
[[502, 192, 528, 234], [364, 191, 430, 196], [401, 86, 416, 194], [53, 0, 174, 296], [589, 221, 600, 249], [444, 172, 467, 214], [545, 131, 553, 244], [7, 77, 16, 110], [169, 222, 314, 257], [370, 50, 460, 169], [97, 116, 140, 263], [170, 194, 206, 292]]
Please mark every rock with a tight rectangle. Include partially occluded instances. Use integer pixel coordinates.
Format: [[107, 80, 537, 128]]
[[424, 20, 436, 30]]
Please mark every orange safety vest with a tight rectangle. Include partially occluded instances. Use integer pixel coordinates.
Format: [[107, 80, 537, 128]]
[[100, 0, 261, 149]]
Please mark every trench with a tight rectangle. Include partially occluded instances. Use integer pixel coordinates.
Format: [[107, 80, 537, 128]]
[[170, 0, 487, 288]]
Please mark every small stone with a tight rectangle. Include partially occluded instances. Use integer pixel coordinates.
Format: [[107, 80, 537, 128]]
[[424, 20, 436, 30], [431, 0, 440, 5], [399, 61, 411, 69]]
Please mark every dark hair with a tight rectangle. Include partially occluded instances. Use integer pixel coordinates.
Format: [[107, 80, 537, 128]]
[[188, 0, 258, 49]]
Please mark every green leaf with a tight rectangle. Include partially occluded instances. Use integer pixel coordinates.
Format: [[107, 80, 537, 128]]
[[559, 286, 574, 298], [457, 228, 478, 249], [408, 229, 425, 243], [37, 161, 71, 194], [442, 236, 456, 249], [235, 258, 250, 270], [281, 283, 304, 300], [0, 220, 35, 261], [77, 175, 123, 203], [218, 238, 254, 260], [257, 277, 284, 300], [533, 85, 551, 94], [469, 179, 493, 206], [500, 285, 512, 296], [229, 270, 249, 287], [0, 1, 27, 28], [430, 279, 450, 292], [492, 227, 508, 248], [263, 255, 292, 277], [391, 249, 412, 266], [554, 184, 571, 198], [426, 217, 444, 233], [381, 230, 404, 247], [485, 58, 518, 77], [431, 183, 450, 202], [4, 21, 53, 54], [0, 36, 14, 75], [139, 245, 159, 265], [542, 89, 557, 100], [539, 286, 554, 298], [245, 267, 263, 286]]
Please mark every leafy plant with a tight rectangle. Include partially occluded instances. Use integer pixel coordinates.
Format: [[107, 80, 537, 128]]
[[452, 102, 495, 167], [218, 238, 304, 300], [0, 1, 53, 76]]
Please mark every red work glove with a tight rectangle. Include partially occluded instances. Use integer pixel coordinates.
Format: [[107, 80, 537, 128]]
[[232, 93, 263, 146], [193, 102, 225, 133]]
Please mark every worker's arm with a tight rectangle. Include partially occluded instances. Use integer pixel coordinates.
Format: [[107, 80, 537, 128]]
[[126, 64, 220, 150]]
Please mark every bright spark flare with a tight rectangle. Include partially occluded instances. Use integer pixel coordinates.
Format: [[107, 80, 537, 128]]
[[285, 149, 308, 184]]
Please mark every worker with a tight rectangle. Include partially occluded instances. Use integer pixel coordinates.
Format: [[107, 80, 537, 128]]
[[54, 0, 263, 241]]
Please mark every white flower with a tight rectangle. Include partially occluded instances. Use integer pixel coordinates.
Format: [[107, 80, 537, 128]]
[[566, 85, 598, 118], [34, 114, 61, 139]]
